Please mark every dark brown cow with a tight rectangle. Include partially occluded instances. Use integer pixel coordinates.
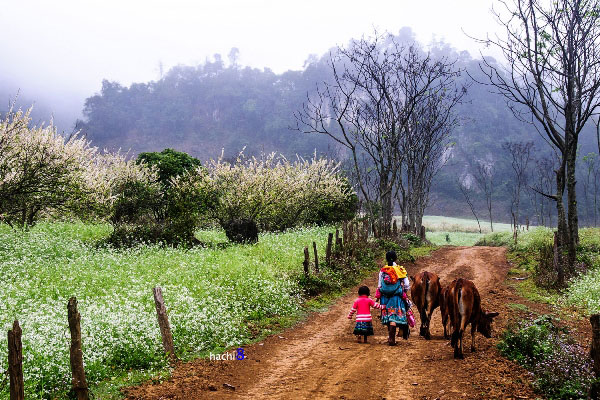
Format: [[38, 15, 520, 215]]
[[445, 278, 499, 359], [440, 282, 451, 340], [410, 271, 443, 340]]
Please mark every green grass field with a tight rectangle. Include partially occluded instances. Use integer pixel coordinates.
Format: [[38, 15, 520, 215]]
[[474, 226, 600, 314], [419, 215, 515, 246], [0, 222, 334, 398]]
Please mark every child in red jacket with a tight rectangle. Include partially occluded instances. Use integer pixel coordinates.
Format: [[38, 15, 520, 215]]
[[348, 286, 385, 343]]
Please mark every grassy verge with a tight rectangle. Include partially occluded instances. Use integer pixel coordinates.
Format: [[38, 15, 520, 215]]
[[476, 227, 600, 398], [0, 222, 433, 399], [498, 315, 596, 399]]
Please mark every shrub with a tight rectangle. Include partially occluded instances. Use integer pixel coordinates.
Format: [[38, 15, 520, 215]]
[[136, 148, 202, 188], [399, 233, 422, 247], [474, 232, 512, 247], [198, 151, 356, 241], [498, 315, 596, 399], [223, 219, 259, 244], [0, 106, 96, 228], [97, 150, 211, 247], [302, 179, 359, 225]]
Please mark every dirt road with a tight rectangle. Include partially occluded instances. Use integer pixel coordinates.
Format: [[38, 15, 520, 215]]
[[124, 247, 537, 399]]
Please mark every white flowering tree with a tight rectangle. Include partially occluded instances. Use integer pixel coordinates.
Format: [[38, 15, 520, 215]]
[[196, 151, 356, 242], [0, 107, 95, 228]]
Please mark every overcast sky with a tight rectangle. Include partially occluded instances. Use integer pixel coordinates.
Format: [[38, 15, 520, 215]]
[[0, 0, 499, 124]]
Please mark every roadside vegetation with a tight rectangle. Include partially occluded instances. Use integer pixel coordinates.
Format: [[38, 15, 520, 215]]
[[475, 227, 600, 399], [0, 222, 429, 399]]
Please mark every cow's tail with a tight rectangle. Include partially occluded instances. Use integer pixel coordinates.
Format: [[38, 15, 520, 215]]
[[424, 273, 430, 317], [450, 279, 463, 347]]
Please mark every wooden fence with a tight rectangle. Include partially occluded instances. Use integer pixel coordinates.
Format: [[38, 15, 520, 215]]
[[301, 219, 420, 277], [5, 218, 426, 399], [5, 286, 176, 400]]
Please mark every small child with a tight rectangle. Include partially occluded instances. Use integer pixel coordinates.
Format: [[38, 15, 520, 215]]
[[347, 285, 385, 343]]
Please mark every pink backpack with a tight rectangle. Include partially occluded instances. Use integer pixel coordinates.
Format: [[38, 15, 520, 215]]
[[407, 309, 415, 328]]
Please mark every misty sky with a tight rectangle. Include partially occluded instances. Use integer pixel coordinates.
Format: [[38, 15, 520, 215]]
[[0, 0, 499, 126]]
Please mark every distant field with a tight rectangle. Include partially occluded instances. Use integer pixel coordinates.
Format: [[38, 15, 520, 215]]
[[418, 216, 522, 246], [422, 215, 513, 233]]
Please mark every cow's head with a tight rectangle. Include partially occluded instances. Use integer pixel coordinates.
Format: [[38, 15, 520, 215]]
[[477, 311, 499, 338]]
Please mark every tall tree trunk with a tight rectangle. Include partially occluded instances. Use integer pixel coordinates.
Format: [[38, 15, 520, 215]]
[[566, 144, 578, 270], [555, 162, 568, 286]]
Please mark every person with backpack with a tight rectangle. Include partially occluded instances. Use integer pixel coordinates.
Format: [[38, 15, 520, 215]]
[[347, 285, 385, 343], [376, 250, 411, 345]]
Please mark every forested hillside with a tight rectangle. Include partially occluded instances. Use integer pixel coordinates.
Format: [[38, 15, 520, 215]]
[[76, 30, 599, 226]]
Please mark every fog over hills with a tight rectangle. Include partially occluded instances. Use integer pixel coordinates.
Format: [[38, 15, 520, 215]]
[[71, 29, 598, 225], [1, 2, 597, 225]]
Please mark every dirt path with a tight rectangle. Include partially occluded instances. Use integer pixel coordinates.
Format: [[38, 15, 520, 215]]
[[124, 247, 538, 399]]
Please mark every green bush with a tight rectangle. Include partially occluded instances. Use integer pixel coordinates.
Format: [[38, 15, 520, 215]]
[[107, 150, 212, 247], [399, 233, 422, 247], [498, 315, 596, 399], [303, 180, 358, 225], [497, 315, 557, 367], [136, 148, 202, 188], [375, 237, 415, 263], [474, 232, 512, 247]]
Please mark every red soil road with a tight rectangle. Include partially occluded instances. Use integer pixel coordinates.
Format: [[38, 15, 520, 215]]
[[124, 246, 538, 400]]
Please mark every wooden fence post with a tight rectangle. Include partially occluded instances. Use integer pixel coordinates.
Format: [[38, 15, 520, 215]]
[[67, 297, 89, 400], [312, 241, 319, 273], [392, 219, 398, 237], [362, 220, 369, 241], [8, 320, 24, 400], [326, 233, 333, 266], [420, 225, 426, 241], [348, 222, 354, 243], [590, 314, 600, 398], [335, 237, 343, 256], [303, 247, 310, 276], [153, 287, 176, 364], [342, 221, 348, 247]]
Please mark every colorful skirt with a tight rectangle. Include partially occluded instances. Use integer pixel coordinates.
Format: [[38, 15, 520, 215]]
[[380, 294, 408, 326], [353, 321, 374, 336]]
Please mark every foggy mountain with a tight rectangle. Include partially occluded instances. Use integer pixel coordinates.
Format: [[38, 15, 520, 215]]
[[0, 78, 82, 134], [21, 29, 600, 225]]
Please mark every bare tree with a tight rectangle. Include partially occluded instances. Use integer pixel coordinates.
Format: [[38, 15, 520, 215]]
[[472, 160, 495, 232], [397, 82, 465, 235], [530, 154, 558, 227], [457, 177, 482, 234], [502, 141, 534, 240], [476, 0, 600, 279], [296, 32, 462, 232]]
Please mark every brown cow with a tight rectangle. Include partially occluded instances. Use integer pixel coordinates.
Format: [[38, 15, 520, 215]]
[[410, 271, 443, 340], [445, 278, 499, 359], [440, 282, 451, 340]]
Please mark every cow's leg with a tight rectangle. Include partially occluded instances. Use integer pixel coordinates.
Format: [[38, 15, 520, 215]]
[[470, 323, 476, 352], [453, 328, 462, 358], [454, 312, 466, 359], [424, 307, 433, 340], [419, 308, 427, 337], [442, 313, 449, 339]]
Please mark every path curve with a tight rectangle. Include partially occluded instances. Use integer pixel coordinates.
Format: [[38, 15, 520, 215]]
[[124, 246, 537, 400]]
